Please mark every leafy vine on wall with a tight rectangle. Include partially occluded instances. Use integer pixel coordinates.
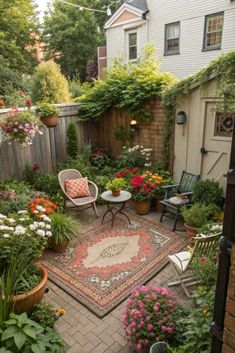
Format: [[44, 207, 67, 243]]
[[77, 45, 177, 123]]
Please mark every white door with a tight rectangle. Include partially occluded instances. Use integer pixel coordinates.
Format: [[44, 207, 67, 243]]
[[201, 102, 233, 189]]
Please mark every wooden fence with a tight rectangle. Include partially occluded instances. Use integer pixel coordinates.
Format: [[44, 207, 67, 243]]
[[0, 103, 98, 180], [0, 98, 170, 180], [98, 98, 167, 162]]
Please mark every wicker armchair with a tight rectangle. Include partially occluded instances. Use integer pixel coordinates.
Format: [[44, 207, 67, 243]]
[[58, 169, 98, 217]]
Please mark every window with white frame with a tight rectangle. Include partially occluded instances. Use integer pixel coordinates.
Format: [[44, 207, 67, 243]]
[[165, 22, 180, 55], [128, 31, 137, 60], [204, 12, 224, 50]]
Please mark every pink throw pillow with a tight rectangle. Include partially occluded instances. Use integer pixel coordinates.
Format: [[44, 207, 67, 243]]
[[64, 178, 90, 198]]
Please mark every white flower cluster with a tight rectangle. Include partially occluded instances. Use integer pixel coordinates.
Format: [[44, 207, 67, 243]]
[[0, 211, 52, 240], [123, 145, 153, 167]]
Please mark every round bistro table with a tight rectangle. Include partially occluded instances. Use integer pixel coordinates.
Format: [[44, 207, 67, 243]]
[[101, 190, 132, 228]]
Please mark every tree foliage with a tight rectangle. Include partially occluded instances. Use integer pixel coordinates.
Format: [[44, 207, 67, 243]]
[[43, 0, 100, 81], [0, 0, 39, 74], [78, 46, 177, 122], [0, 56, 27, 99], [31, 60, 71, 104]]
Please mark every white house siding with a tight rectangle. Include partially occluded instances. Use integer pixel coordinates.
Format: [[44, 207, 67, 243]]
[[106, 0, 235, 78], [106, 22, 148, 66]]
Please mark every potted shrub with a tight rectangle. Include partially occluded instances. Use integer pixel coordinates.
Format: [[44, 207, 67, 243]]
[[50, 213, 77, 253], [105, 178, 127, 197], [123, 285, 181, 352], [181, 203, 219, 237], [36, 102, 60, 127], [192, 179, 224, 208]]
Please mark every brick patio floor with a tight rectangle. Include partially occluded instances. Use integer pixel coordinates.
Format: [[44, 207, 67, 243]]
[[45, 204, 190, 353]]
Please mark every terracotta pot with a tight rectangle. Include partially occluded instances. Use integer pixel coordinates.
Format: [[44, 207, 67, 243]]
[[134, 200, 151, 215], [112, 189, 121, 197], [184, 223, 199, 237], [50, 239, 69, 253], [41, 115, 59, 127], [13, 264, 48, 314]]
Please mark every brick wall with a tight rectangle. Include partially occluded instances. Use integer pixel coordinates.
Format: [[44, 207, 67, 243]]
[[98, 98, 171, 166], [222, 244, 235, 353]]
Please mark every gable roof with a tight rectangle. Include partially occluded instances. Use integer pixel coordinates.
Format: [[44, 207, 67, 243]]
[[105, 0, 148, 29], [124, 0, 148, 12]]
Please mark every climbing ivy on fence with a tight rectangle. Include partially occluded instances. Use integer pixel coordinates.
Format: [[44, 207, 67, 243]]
[[161, 51, 235, 168], [77, 45, 176, 123]]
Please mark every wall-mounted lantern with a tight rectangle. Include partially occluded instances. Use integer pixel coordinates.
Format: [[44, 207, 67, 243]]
[[130, 119, 140, 132], [176, 111, 187, 125]]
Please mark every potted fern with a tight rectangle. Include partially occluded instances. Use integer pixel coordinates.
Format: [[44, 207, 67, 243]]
[[36, 102, 60, 128]]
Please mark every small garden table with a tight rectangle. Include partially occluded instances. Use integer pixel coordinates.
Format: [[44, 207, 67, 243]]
[[101, 190, 132, 228]]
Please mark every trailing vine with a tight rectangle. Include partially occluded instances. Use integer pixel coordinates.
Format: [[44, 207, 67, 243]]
[[161, 51, 235, 168], [77, 45, 176, 123]]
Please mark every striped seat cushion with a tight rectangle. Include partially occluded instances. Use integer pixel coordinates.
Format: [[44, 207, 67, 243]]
[[65, 178, 90, 198]]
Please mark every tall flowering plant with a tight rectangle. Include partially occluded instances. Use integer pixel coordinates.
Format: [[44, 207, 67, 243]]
[[123, 286, 179, 351], [0, 101, 42, 146]]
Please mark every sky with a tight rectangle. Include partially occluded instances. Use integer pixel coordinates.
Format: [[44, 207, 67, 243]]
[[35, 0, 52, 21]]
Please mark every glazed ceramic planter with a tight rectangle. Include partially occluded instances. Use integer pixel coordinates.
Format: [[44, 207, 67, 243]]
[[13, 264, 48, 314], [184, 223, 199, 237], [134, 200, 151, 215]]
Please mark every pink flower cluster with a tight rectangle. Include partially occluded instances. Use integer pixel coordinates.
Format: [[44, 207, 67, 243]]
[[0, 108, 42, 146], [123, 286, 177, 351]]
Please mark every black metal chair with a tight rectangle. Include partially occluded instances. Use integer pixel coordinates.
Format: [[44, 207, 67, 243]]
[[159, 171, 200, 231]]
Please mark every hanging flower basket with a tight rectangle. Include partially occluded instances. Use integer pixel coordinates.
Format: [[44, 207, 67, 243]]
[[36, 103, 60, 128], [0, 107, 42, 146]]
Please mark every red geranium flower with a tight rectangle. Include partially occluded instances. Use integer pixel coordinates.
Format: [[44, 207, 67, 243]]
[[116, 172, 122, 178]]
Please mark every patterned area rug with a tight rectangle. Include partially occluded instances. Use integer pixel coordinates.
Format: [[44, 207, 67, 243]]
[[41, 216, 188, 317]]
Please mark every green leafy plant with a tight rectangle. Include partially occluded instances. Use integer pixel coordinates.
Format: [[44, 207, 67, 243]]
[[114, 125, 134, 144], [30, 304, 65, 329], [50, 213, 77, 246], [192, 179, 224, 207], [36, 103, 59, 119], [31, 60, 71, 104], [105, 178, 127, 191], [67, 122, 78, 159], [0, 312, 66, 353], [181, 203, 219, 228], [78, 45, 176, 122]]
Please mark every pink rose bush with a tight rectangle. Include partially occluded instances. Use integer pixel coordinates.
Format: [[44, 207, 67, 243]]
[[123, 286, 179, 351]]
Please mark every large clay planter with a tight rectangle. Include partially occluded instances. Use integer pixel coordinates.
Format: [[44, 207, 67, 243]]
[[13, 264, 48, 314], [134, 200, 151, 215], [112, 189, 121, 197], [41, 115, 59, 128], [184, 223, 199, 238], [50, 239, 69, 253]]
